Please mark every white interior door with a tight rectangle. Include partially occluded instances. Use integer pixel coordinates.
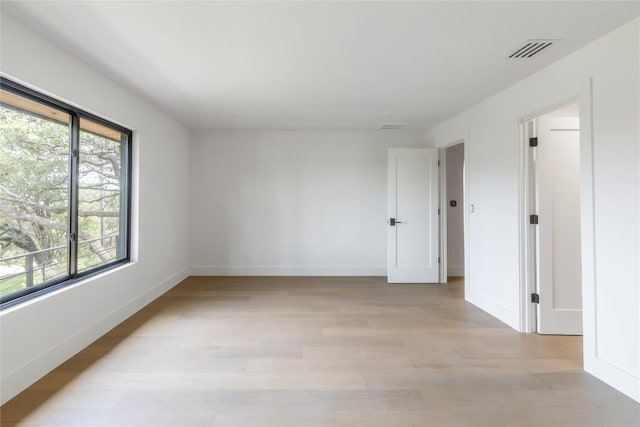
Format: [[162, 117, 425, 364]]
[[535, 117, 583, 334], [387, 148, 439, 283]]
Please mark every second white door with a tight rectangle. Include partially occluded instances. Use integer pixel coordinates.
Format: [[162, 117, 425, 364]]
[[535, 116, 583, 335], [387, 148, 439, 283]]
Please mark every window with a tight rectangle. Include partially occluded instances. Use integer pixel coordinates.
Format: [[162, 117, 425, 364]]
[[0, 78, 131, 306]]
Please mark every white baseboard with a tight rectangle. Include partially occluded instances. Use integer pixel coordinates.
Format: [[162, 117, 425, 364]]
[[465, 289, 518, 331], [584, 354, 640, 402], [190, 265, 387, 276], [447, 266, 464, 277], [0, 266, 190, 405]]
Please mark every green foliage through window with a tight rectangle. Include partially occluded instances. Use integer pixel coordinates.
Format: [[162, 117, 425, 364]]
[[0, 80, 131, 304]]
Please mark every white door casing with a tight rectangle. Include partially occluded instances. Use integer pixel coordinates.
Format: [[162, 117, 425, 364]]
[[387, 148, 439, 283], [535, 117, 583, 335]]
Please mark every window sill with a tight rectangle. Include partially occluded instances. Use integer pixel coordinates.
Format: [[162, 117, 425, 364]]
[[0, 261, 136, 313]]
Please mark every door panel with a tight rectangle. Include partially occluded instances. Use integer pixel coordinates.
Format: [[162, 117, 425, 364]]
[[536, 117, 583, 335], [387, 148, 439, 283]]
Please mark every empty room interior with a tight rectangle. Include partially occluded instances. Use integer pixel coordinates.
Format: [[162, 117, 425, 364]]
[[0, 1, 639, 426]]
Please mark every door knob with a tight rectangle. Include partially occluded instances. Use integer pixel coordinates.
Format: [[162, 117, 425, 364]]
[[390, 218, 403, 226]]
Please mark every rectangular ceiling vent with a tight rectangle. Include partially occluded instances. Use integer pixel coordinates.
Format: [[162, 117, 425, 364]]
[[508, 39, 558, 59], [380, 123, 408, 130]]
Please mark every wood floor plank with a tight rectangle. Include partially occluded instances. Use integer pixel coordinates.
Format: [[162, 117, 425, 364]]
[[2, 276, 638, 426]]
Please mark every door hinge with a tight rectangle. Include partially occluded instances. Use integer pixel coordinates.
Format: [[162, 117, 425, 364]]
[[530, 214, 539, 225], [438, 208, 440, 215], [69, 232, 77, 242], [438, 257, 441, 264], [529, 137, 538, 147], [72, 148, 79, 158], [531, 293, 540, 304]]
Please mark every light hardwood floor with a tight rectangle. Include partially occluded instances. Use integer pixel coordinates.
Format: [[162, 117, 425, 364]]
[[1, 276, 638, 426]]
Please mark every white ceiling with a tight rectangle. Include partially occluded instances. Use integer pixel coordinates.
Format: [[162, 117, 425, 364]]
[[2, 1, 638, 131]]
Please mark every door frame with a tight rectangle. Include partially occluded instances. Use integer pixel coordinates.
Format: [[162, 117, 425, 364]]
[[517, 81, 594, 334], [438, 138, 467, 284]]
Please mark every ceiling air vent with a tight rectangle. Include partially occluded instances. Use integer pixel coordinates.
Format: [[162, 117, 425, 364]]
[[508, 39, 558, 59], [379, 123, 408, 130]]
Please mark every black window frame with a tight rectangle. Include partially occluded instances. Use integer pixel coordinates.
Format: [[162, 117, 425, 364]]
[[0, 77, 132, 308]]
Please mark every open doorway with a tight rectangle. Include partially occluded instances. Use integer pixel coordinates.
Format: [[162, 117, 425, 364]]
[[446, 143, 465, 281], [439, 141, 465, 286], [526, 101, 582, 335]]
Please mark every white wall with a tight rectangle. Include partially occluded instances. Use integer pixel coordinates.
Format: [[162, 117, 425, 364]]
[[425, 19, 639, 401], [190, 131, 425, 276], [0, 13, 191, 404], [445, 143, 464, 277]]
